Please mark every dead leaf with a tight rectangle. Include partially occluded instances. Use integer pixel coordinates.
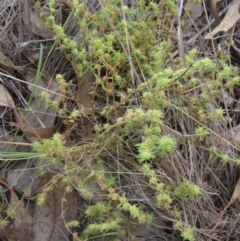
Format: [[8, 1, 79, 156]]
[[0, 179, 33, 237], [77, 72, 96, 116], [24, 97, 60, 129], [15, 67, 62, 141], [6, 160, 39, 195], [9, 189, 33, 235], [209, 0, 222, 24], [23, 67, 55, 97], [0, 79, 61, 142], [56, 0, 72, 7], [0, 183, 10, 224], [21, 1, 53, 39], [187, 0, 203, 19], [15, 40, 43, 63], [0, 83, 15, 108], [32, 175, 77, 241], [23, 67, 60, 128], [9, 118, 62, 142], [211, 179, 240, 231], [0, 51, 16, 71], [205, 0, 240, 39], [24, 50, 41, 63], [2, 94, 61, 142], [0, 228, 34, 241], [231, 179, 240, 202], [183, 0, 203, 32]]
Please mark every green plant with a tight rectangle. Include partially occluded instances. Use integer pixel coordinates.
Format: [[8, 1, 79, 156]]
[[173, 221, 195, 241], [174, 178, 202, 199], [19, 0, 240, 240]]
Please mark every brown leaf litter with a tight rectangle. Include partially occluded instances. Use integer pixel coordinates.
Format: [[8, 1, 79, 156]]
[[205, 0, 240, 39]]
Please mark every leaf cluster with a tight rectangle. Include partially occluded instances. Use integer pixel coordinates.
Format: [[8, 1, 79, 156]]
[[27, 0, 240, 240]]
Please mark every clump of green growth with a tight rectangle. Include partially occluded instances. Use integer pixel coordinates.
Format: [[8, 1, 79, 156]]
[[28, 0, 240, 240], [173, 221, 195, 241], [174, 178, 202, 199]]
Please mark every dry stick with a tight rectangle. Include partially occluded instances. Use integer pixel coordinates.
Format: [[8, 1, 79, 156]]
[[211, 179, 240, 231], [177, 0, 195, 134], [0, 140, 31, 146], [177, 0, 185, 64], [211, 200, 234, 232]]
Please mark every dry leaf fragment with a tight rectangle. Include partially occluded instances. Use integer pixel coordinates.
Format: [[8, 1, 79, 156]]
[[211, 179, 240, 231], [209, 0, 222, 24], [23, 67, 60, 130], [187, 0, 203, 19], [77, 72, 96, 116], [205, 0, 240, 39], [0, 228, 34, 241], [9, 119, 62, 142], [32, 175, 77, 241], [0, 82, 61, 142], [9, 189, 33, 235], [21, 1, 53, 38], [6, 161, 39, 195], [56, 0, 72, 7], [0, 179, 33, 238], [0, 51, 16, 71], [24, 49, 41, 63], [183, 0, 203, 32], [0, 83, 15, 108], [23, 67, 57, 97], [20, 67, 61, 141]]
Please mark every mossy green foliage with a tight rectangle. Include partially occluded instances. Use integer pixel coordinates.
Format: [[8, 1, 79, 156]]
[[174, 178, 202, 199], [174, 221, 195, 241], [29, 0, 240, 240]]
